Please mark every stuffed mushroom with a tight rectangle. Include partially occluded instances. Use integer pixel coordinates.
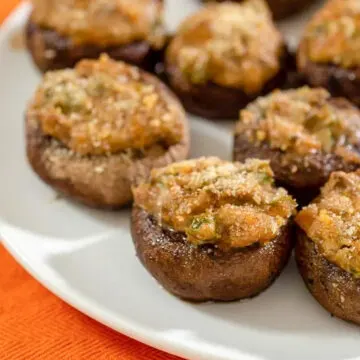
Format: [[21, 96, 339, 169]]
[[165, 0, 287, 119], [26, 54, 189, 209], [132, 157, 296, 301], [298, 0, 360, 106], [26, 0, 166, 72], [234, 86, 360, 203], [296, 170, 360, 325]]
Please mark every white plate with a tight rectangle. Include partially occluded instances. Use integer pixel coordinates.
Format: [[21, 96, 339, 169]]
[[1, 2, 360, 360]]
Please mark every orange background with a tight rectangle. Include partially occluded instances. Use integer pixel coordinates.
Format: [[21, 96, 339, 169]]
[[0, 1, 182, 359]]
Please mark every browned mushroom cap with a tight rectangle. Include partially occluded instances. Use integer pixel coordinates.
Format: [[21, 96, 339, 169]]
[[295, 170, 360, 325], [165, 0, 287, 119], [201, 0, 317, 20], [26, 119, 189, 209], [131, 157, 297, 301], [165, 58, 288, 119], [26, 55, 189, 209], [297, 0, 360, 107], [234, 87, 360, 204], [26, 0, 166, 72], [26, 21, 162, 73], [132, 206, 294, 301], [296, 230, 360, 325]]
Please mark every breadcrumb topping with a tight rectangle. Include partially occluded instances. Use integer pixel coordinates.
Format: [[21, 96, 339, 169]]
[[133, 157, 296, 249], [166, 0, 284, 94], [30, 0, 165, 48], [27, 54, 185, 155], [299, 0, 360, 68], [296, 170, 360, 276], [236, 87, 360, 160]]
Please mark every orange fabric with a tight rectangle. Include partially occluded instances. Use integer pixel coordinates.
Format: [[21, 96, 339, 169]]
[[0, 0, 21, 24], [0, 244, 182, 359], [0, 2, 182, 359]]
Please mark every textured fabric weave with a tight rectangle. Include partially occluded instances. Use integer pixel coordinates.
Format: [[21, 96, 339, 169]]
[[0, 3, 182, 359]]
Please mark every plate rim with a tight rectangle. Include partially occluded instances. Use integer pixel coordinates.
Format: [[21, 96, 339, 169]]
[[1, 3, 359, 360], [0, 4, 255, 360]]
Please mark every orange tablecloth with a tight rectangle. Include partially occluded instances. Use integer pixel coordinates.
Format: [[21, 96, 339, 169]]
[[0, 2, 182, 359]]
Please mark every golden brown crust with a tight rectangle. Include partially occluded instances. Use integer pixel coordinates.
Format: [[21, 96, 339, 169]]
[[233, 88, 360, 201], [27, 55, 185, 156], [296, 229, 360, 325], [296, 171, 360, 275], [26, 111, 189, 209], [298, 0, 360, 69], [133, 158, 296, 249], [132, 206, 294, 301], [235, 87, 360, 159], [30, 0, 165, 48], [297, 0, 360, 107], [26, 19, 161, 73], [166, 0, 284, 94]]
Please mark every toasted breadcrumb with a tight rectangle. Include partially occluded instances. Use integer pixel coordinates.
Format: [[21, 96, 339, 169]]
[[166, 0, 284, 94], [300, 0, 360, 68], [236, 87, 360, 161], [30, 0, 165, 48], [296, 170, 360, 276], [27, 55, 185, 155], [134, 157, 296, 249]]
